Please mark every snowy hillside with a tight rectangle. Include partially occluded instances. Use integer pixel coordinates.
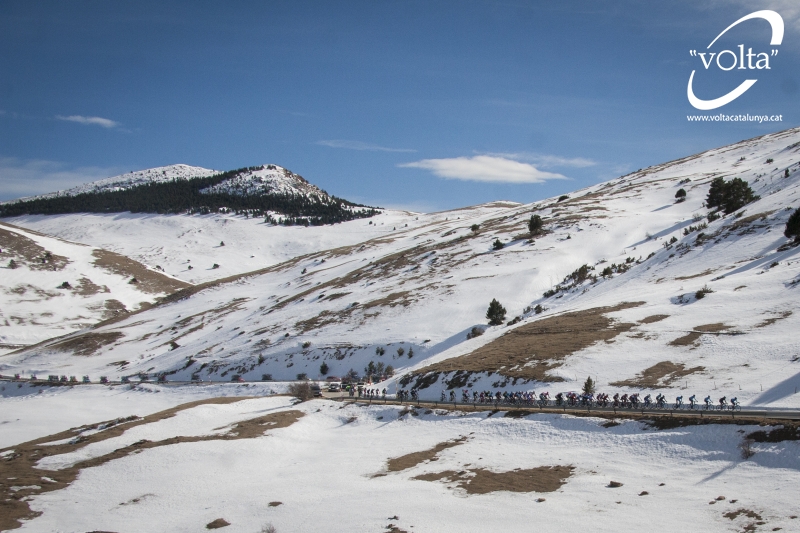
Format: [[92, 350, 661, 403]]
[[7, 209, 427, 284], [0, 222, 189, 354], [3, 128, 800, 408]]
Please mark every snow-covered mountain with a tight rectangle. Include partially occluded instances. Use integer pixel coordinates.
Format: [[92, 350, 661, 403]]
[[5, 163, 334, 203], [0, 222, 190, 354], [3, 128, 800, 408], [12, 164, 220, 201]]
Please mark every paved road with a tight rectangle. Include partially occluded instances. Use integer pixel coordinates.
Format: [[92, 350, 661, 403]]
[[337, 397, 800, 421], [3, 376, 798, 421]]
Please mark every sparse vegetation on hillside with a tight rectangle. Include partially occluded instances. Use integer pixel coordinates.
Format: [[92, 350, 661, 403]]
[[492, 238, 504, 250]]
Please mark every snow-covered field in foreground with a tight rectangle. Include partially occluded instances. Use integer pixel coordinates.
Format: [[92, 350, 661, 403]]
[[2, 389, 799, 533]]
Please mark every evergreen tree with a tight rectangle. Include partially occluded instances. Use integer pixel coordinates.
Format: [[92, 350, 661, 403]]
[[582, 376, 596, 395], [486, 298, 507, 325], [319, 362, 329, 376], [706, 177, 758, 214], [407, 347, 414, 358], [706, 177, 726, 208], [675, 188, 687, 199], [721, 177, 758, 213], [8, 259, 17, 269], [492, 238, 504, 250], [528, 214, 544, 235], [785, 207, 800, 241]]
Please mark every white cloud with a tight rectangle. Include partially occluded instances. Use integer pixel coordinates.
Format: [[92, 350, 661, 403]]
[[0, 157, 124, 201], [317, 139, 416, 153], [55, 115, 120, 129], [399, 155, 567, 184], [487, 152, 597, 169]]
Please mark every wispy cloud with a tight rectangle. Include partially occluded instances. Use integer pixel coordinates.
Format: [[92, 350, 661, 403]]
[[55, 114, 120, 129], [317, 139, 416, 153], [399, 155, 567, 184], [487, 152, 597, 169], [0, 157, 124, 201]]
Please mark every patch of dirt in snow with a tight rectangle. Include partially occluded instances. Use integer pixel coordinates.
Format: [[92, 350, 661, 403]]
[[610, 361, 705, 388], [92, 249, 190, 295], [0, 397, 301, 532], [205, 518, 230, 529], [0, 224, 70, 270], [414, 302, 643, 382], [669, 323, 732, 346], [379, 436, 468, 475], [412, 465, 574, 494]]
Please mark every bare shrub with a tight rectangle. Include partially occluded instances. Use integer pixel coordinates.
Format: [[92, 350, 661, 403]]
[[739, 438, 756, 460], [288, 382, 313, 401], [260, 524, 277, 533]]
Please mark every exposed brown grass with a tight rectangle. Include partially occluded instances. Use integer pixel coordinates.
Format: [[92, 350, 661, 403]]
[[610, 361, 705, 388], [0, 397, 301, 532], [414, 303, 643, 382], [48, 331, 125, 356], [0, 224, 70, 270], [74, 277, 109, 296], [412, 465, 574, 494], [675, 269, 716, 281], [92, 249, 190, 295], [384, 437, 467, 474], [639, 314, 669, 324], [669, 323, 732, 346], [755, 311, 792, 328]]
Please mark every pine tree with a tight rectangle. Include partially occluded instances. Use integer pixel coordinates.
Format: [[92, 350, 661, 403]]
[[706, 177, 726, 208], [528, 214, 543, 235], [486, 298, 507, 326], [320, 362, 329, 376], [582, 376, 596, 395], [675, 188, 687, 199], [492, 238, 504, 250], [721, 177, 758, 213], [785, 207, 800, 241]]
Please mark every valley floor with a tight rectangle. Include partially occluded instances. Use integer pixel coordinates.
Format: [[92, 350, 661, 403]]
[[1, 385, 799, 533]]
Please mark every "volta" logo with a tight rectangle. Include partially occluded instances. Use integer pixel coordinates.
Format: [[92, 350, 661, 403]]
[[687, 10, 783, 110]]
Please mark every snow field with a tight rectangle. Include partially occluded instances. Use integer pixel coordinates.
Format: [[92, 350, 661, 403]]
[[5, 396, 798, 532]]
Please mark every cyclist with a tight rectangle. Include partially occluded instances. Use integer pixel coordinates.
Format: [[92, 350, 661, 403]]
[[704, 395, 712, 408], [718, 396, 727, 408], [689, 394, 697, 409], [613, 393, 620, 407], [441, 391, 446, 401], [449, 390, 456, 402], [630, 393, 639, 408], [674, 395, 683, 409], [731, 397, 739, 409], [643, 394, 652, 407]]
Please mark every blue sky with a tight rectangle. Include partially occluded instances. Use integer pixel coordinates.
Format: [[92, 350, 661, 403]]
[[1, 0, 799, 210]]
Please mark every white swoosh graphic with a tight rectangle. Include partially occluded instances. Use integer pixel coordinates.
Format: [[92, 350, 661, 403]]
[[687, 70, 758, 111]]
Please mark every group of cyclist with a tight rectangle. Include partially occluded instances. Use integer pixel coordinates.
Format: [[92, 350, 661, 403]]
[[394, 387, 741, 411]]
